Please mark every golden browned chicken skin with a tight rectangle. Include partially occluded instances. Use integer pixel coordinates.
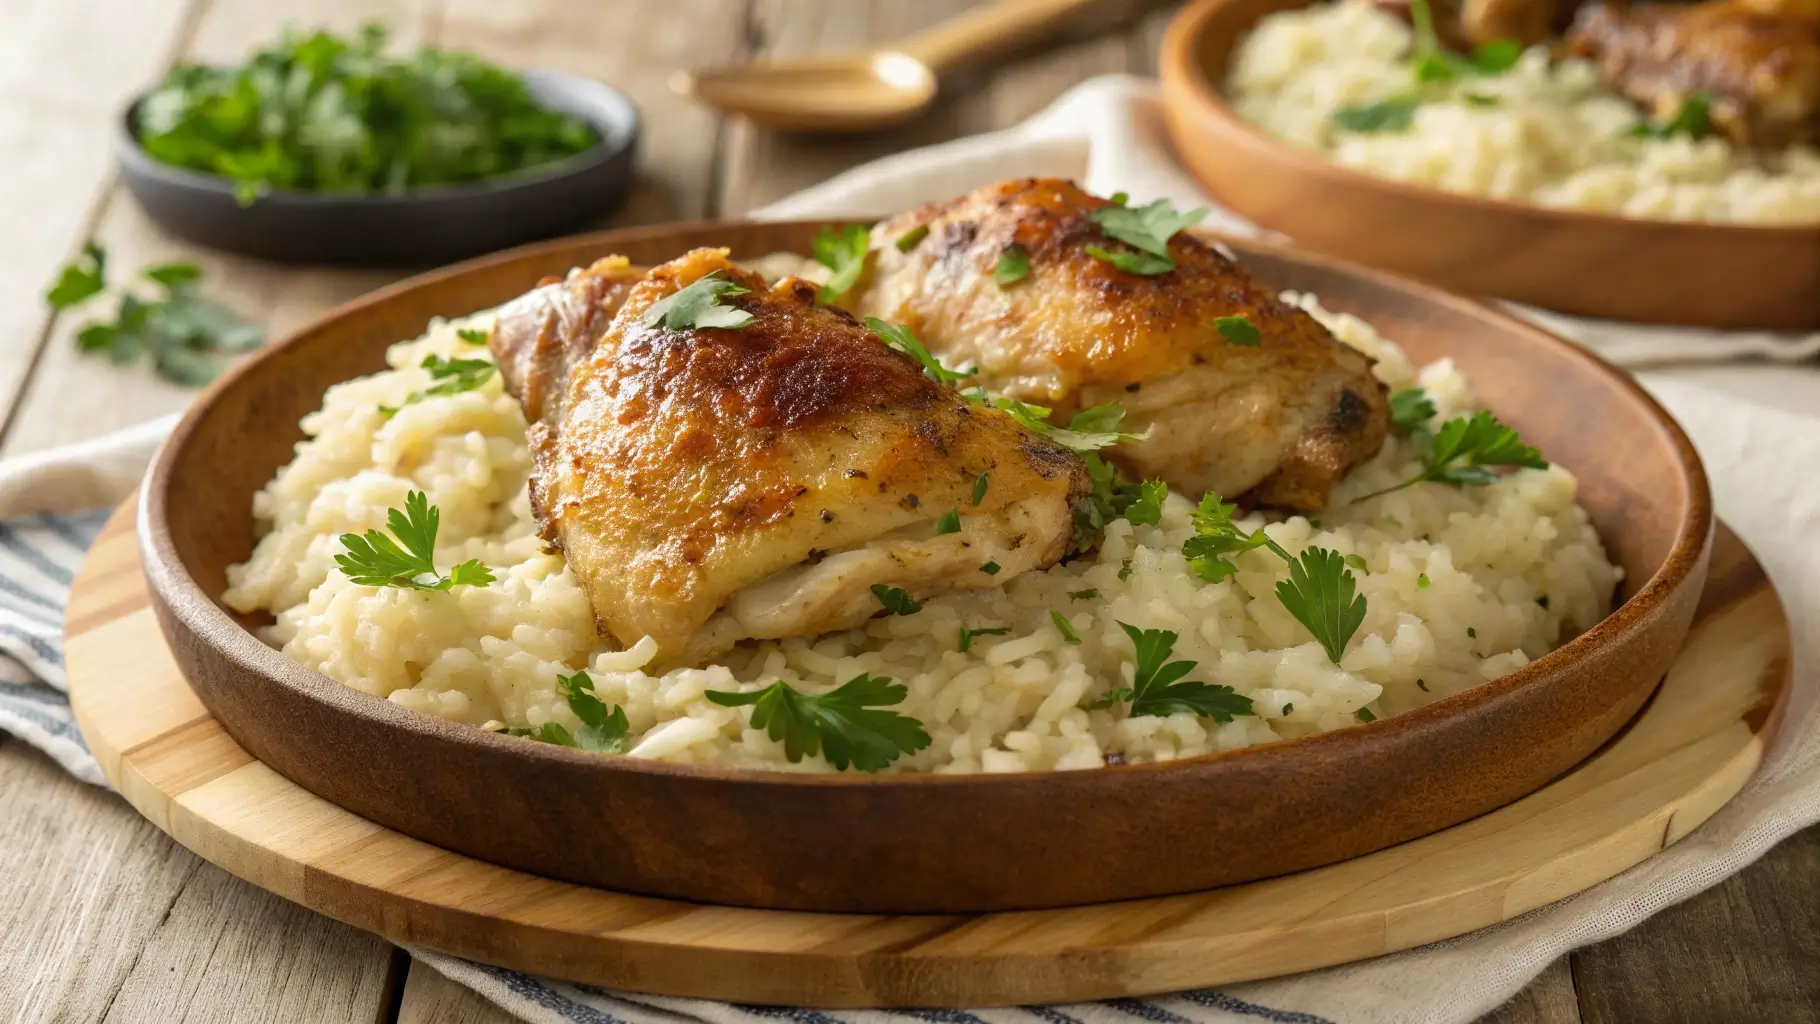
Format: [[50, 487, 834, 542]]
[[856, 178, 1390, 511], [491, 248, 1089, 662], [1568, 0, 1820, 147]]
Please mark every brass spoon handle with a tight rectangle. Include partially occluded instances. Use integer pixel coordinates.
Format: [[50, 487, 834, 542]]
[[893, 0, 1109, 74]]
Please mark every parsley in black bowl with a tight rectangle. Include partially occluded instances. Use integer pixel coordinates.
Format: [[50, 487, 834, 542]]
[[118, 25, 639, 265]]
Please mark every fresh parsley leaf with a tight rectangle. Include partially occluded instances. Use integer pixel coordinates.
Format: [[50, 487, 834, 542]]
[[933, 508, 962, 535], [973, 395, 1142, 454], [1051, 610, 1082, 644], [1181, 492, 1278, 583], [811, 224, 870, 302], [142, 262, 200, 288], [1355, 409, 1546, 500], [1108, 191, 1129, 205], [971, 472, 989, 507], [47, 241, 107, 309], [1470, 39, 1523, 74], [1068, 588, 1100, 601], [334, 490, 496, 592], [1344, 553, 1368, 572], [132, 24, 600, 203], [645, 271, 754, 331], [1123, 479, 1168, 526], [958, 625, 1009, 653], [456, 327, 490, 345], [1214, 314, 1261, 347], [871, 584, 921, 615], [1118, 558, 1134, 581], [1405, 0, 1524, 83], [1627, 90, 1717, 140], [1085, 244, 1177, 276], [420, 355, 495, 396], [1108, 621, 1256, 721], [706, 674, 931, 772], [979, 560, 1001, 575], [1274, 547, 1367, 664], [1086, 197, 1206, 276], [994, 244, 1031, 286], [1468, 626, 1478, 638], [1388, 387, 1436, 436], [1333, 96, 1420, 133], [867, 317, 975, 387], [1355, 707, 1378, 723], [895, 224, 930, 251], [1418, 572, 1431, 588], [554, 670, 630, 752], [511, 721, 578, 746]]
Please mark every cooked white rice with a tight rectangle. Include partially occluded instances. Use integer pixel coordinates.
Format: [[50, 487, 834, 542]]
[[222, 288, 1621, 774], [1226, 0, 1820, 224]]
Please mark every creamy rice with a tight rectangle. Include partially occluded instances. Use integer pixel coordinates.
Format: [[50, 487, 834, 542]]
[[1226, 0, 1820, 224], [223, 291, 1621, 774]]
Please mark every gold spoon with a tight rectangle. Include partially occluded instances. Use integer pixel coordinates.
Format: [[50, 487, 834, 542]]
[[671, 0, 1110, 132]]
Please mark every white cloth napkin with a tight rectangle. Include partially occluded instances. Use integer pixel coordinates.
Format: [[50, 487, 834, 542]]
[[5, 74, 1817, 1024]]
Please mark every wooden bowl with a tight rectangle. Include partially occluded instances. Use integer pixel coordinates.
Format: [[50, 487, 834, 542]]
[[1157, 0, 1820, 331], [139, 219, 1713, 914]]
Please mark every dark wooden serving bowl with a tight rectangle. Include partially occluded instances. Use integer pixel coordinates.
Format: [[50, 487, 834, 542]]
[[140, 219, 1712, 914], [1157, 0, 1820, 330]]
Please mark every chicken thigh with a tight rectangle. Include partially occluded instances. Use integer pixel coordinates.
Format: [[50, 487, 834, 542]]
[[490, 248, 1089, 663], [856, 178, 1389, 511]]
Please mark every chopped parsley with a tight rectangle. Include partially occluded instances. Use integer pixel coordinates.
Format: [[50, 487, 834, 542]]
[[972, 472, 989, 506], [1089, 622, 1256, 721], [811, 224, 870, 302], [1069, 588, 1100, 601], [933, 508, 962, 535], [1051, 611, 1082, 644], [1118, 558, 1134, 581], [383, 354, 497, 415], [895, 224, 930, 251], [1344, 553, 1368, 572], [958, 625, 1009, 653], [1417, 572, 1431, 589], [334, 490, 495, 591], [1214, 314, 1262, 347], [1467, 627, 1477, 638], [1627, 90, 1716, 141], [1282, 702, 1294, 715], [870, 584, 922, 616], [1354, 409, 1546, 501], [456, 327, 490, 345], [994, 244, 1032, 286], [968, 394, 1141, 454], [1182, 493, 1276, 583], [705, 674, 930, 772], [46, 242, 106, 308], [1408, 0, 1523, 83], [1122, 479, 1168, 527], [1333, 96, 1421, 133], [1388, 387, 1437, 436], [1355, 707, 1378, 723], [867, 317, 976, 387], [979, 560, 1001, 575], [645, 271, 754, 330], [550, 670, 629, 752], [1086, 197, 1206, 276]]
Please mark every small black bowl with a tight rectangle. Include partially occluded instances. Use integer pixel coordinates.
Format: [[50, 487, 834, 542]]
[[119, 71, 640, 266]]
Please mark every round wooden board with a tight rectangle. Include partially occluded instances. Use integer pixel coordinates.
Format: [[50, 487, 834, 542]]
[[70, 498, 1791, 1007]]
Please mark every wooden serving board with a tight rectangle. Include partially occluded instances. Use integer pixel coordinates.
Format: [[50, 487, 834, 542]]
[[69, 499, 1791, 1007]]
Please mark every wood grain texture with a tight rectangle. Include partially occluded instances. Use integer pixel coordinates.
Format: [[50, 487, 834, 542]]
[[397, 961, 519, 1024], [1155, 0, 1820, 330], [67, 495, 1787, 1006], [133, 218, 1713, 915], [1481, 958, 1582, 1024]]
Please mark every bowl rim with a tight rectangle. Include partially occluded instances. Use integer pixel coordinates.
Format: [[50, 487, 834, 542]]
[[1158, 0, 1820, 240], [118, 68, 641, 208], [139, 216, 1714, 791]]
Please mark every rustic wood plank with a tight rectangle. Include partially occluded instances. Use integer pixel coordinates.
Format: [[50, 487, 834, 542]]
[[0, 740, 199, 1023], [396, 960, 518, 1024], [1571, 822, 1820, 1024], [1479, 957, 1582, 1024], [100, 860, 399, 1024], [0, 0, 195, 438]]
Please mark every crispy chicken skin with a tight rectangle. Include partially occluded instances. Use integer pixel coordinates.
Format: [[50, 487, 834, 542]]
[[492, 248, 1089, 662], [1568, 1, 1820, 148], [857, 178, 1390, 511]]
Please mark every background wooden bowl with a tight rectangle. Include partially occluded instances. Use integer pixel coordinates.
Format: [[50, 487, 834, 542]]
[[139, 219, 1712, 914], [1157, 0, 1820, 331]]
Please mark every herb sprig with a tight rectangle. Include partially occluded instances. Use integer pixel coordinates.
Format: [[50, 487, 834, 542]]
[[511, 671, 631, 752], [1088, 622, 1256, 721], [811, 224, 870, 302], [381, 354, 497, 415], [706, 674, 931, 772], [334, 490, 495, 591], [1353, 409, 1546, 501], [1086, 196, 1207, 276], [646, 272, 754, 331], [1627, 90, 1716, 141], [1332, 0, 1522, 134], [867, 317, 976, 386]]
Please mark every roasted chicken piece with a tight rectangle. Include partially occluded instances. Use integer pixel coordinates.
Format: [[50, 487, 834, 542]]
[[855, 178, 1389, 512], [1568, 0, 1820, 147], [491, 248, 1089, 663]]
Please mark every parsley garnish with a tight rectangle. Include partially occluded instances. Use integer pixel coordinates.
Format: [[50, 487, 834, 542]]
[[1333, 96, 1421, 133], [1051, 611, 1083, 644], [383, 354, 497, 415], [867, 317, 976, 387], [1408, 0, 1522, 83], [958, 625, 1009, 652], [1275, 548, 1369, 665], [1627, 90, 1716, 140], [811, 224, 870, 302], [1087, 197, 1206, 276], [979, 560, 1001, 575], [1417, 572, 1431, 588], [1069, 588, 1100, 601], [1091, 622, 1256, 721], [934, 508, 962, 535], [645, 271, 754, 331], [551, 670, 630, 752], [1122, 479, 1168, 526], [1215, 314, 1262, 347], [456, 327, 489, 345], [706, 674, 931, 772], [1118, 558, 1134, 581], [334, 490, 495, 591], [1344, 553, 1368, 572], [1388, 387, 1436, 436], [48, 243, 264, 386], [1355, 707, 1378, 723], [971, 395, 1140, 454], [871, 584, 922, 615], [132, 24, 599, 206], [1354, 409, 1546, 501], [1182, 493, 1277, 583], [971, 472, 989, 506], [994, 244, 1031, 286], [895, 224, 930, 251]]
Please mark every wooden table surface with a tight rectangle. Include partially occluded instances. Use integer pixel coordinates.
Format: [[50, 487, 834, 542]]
[[0, 1, 1814, 1022]]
